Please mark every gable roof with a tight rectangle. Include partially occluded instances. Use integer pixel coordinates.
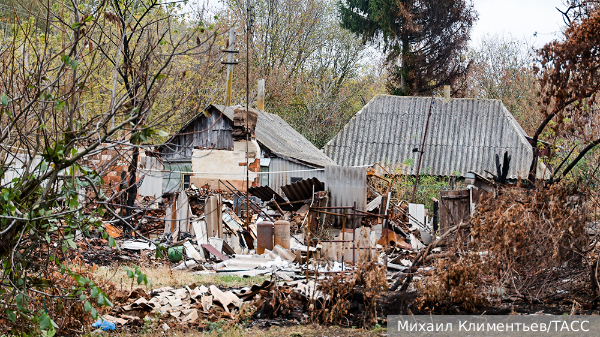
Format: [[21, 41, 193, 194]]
[[324, 95, 549, 179], [211, 105, 336, 168]]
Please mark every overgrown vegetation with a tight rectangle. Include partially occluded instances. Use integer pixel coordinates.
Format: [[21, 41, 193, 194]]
[[0, 0, 213, 333], [369, 164, 462, 211], [417, 184, 591, 312], [224, 0, 386, 148]]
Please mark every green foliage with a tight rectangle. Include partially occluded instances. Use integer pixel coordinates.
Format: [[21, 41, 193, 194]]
[[206, 320, 229, 333], [130, 127, 168, 144], [124, 266, 152, 286], [0, 0, 202, 332], [391, 173, 461, 210], [403, 158, 415, 167]]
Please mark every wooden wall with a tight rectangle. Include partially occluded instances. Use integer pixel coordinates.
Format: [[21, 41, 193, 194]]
[[439, 189, 470, 233], [160, 110, 234, 162]]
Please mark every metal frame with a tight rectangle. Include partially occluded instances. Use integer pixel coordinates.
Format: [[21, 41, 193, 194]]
[[304, 202, 390, 281]]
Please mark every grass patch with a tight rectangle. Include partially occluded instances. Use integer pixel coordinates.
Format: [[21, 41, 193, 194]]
[[94, 264, 267, 291]]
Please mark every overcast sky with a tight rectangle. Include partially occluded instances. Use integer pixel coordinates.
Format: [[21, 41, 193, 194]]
[[470, 0, 566, 47], [198, 0, 568, 48]]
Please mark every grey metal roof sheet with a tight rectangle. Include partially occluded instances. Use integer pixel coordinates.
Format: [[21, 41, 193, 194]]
[[324, 95, 548, 179], [213, 105, 336, 168]]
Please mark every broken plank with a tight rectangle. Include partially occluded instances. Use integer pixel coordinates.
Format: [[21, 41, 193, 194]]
[[201, 243, 229, 261]]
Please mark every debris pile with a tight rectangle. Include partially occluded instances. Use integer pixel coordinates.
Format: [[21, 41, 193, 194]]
[[73, 158, 600, 332], [104, 281, 271, 331]]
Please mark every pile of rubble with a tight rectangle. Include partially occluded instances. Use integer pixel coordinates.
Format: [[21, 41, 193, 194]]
[[82, 168, 452, 331], [96, 278, 335, 332]]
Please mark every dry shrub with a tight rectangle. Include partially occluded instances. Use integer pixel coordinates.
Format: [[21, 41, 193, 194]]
[[471, 184, 588, 297], [253, 284, 298, 319], [471, 185, 587, 267], [1, 255, 118, 335], [417, 255, 486, 312], [354, 261, 388, 326], [309, 261, 388, 327], [309, 274, 355, 325], [417, 184, 589, 310]]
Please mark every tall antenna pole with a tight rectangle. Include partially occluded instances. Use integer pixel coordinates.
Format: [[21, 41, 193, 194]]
[[245, 1, 251, 228]]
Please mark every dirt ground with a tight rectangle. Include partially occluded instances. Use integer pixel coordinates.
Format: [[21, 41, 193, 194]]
[[97, 324, 384, 337]]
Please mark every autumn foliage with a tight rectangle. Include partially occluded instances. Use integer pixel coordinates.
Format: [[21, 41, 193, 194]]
[[530, 2, 600, 182], [418, 184, 591, 312]]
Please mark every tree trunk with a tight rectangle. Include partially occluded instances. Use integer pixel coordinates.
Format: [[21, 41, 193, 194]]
[[400, 33, 410, 95], [124, 146, 139, 236], [528, 112, 556, 183], [555, 137, 600, 183]]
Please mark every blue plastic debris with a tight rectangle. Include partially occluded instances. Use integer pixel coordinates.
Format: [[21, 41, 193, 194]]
[[92, 318, 116, 331]]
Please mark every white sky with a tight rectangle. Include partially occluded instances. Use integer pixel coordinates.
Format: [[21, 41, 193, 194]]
[[196, 0, 568, 48], [470, 0, 566, 47]]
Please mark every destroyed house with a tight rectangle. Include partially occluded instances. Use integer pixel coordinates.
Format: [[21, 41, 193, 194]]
[[324, 95, 549, 179], [158, 104, 337, 193]]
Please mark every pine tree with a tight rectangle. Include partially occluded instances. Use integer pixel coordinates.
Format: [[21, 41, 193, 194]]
[[339, 0, 477, 95]]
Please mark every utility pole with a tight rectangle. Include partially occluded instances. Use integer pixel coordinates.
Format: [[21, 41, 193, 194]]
[[245, 2, 252, 228]]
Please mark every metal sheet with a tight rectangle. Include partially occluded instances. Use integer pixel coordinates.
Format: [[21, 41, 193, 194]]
[[325, 165, 367, 224], [138, 156, 163, 198], [408, 203, 425, 228], [248, 185, 288, 205], [281, 177, 324, 202], [201, 243, 229, 261], [263, 158, 326, 195]]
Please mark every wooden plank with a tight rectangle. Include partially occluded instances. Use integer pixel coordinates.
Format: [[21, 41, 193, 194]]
[[441, 195, 469, 199], [201, 243, 229, 261]]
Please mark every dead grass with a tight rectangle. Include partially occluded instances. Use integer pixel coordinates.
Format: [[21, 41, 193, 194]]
[[93, 264, 267, 291]]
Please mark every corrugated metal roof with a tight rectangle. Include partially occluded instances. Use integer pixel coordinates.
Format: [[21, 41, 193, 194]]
[[247, 185, 289, 206], [281, 177, 325, 202], [324, 95, 548, 179], [213, 105, 337, 168]]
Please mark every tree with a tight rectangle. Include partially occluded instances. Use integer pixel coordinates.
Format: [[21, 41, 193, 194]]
[[555, 0, 600, 26], [224, 0, 385, 148], [339, 0, 477, 96], [462, 35, 540, 136], [529, 2, 600, 184], [0, 0, 217, 333]]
